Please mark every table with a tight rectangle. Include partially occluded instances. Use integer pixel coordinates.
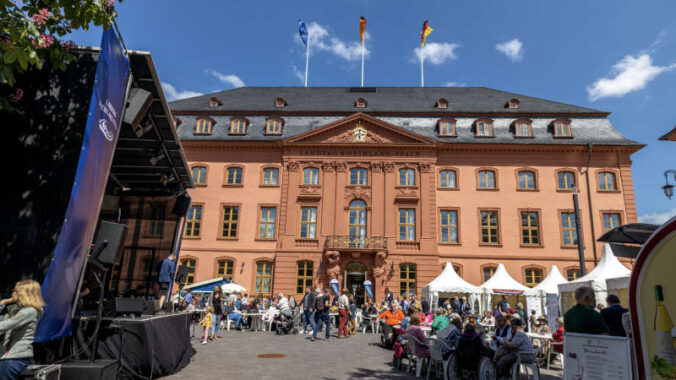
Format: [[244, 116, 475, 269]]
[[241, 312, 264, 331], [526, 332, 553, 365]]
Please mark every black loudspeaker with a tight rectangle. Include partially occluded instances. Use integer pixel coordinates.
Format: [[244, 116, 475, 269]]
[[142, 298, 158, 315], [122, 88, 153, 129], [175, 265, 191, 284], [92, 221, 127, 268], [104, 297, 145, 317], [60, 360, 117, 380], [172, 194, 191, 217]]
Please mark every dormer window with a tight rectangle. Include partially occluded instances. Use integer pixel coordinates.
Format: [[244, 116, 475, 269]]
[[513, 119, 533, 138], [437, 118, 456, 137], [354, 97, 367, 108], [506, 98, 520, 109], [474, 119, 494, 137], [274, 97, 287, 108], [209, 97, 222, 107], [552, 118, 572, 138], [265, 117, 283, 135], [195, 116, 214, 135], [435, 98, 449, 109], [229, 117, 248, 135]]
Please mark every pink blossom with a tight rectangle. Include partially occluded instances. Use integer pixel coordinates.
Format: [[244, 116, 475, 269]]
[[33, 34, 55, 49], [9, 88, 23, 103], [107, 0, 114, 7], [60, 39, 75, 51], [30, 8, 50, 27]]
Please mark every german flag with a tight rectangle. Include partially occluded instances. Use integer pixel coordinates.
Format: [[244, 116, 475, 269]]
[[359, 17, 366, 46], [421, 20, 433, 47]]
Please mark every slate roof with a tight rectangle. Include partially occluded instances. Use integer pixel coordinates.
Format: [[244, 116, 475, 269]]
[[169, 86, 605, 114]]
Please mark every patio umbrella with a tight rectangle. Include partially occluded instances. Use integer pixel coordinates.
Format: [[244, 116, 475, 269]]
[[221, 283, 246, 293]]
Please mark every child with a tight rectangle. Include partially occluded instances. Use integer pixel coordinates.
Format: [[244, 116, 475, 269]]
[[200, 306, 214, 344]]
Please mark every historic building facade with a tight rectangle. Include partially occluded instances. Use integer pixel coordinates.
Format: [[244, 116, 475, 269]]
[[170, 87, 641, 303]]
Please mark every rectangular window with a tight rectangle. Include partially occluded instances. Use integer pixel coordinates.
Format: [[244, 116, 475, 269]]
[[518, 171, 536, 190], [220, 206, 239, 238], [554, 122, 571, 137], [524, 268, 543, 287], [259, 207, 277, 239], [399, 263, 416, 298], [566, 268, 581, 281], [147, 204, 165, 237], [350, 168, 368, 185], [296, 261, 313, 294], [561, 212, 578, 246], [196, 119, 211, 134], [478, 170, 496, 189], [300, 207, 317, 238], [520, 211, 540, 245], [516, 122, 531, 137], [483, 266, 496, 282], [557, 171, 575, 190], [398, 209, 416, 241], [440, 210, 458, 243], [217, 260, 234, 281], [439, 121, 455, 136], [480, 210, 499, 244], [255, 261, 273, 294], [602, 213, 621, 232], [439, 170, 457, 189], [263, 168, 279, 185], [180, 258, 196, 285], [303, 168, 319, 185], [231, 119, 246, 134], [225, 167, 243, 185], [184, 205, 202, 237], [266, 120, 281, 134], [399, 168, 415, 186], [477, 122, 492, 136], [598, 172, 617, 191]]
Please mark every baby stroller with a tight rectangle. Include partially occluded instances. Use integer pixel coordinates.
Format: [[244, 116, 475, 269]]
[[275, 308, 301, 335], [450, 334, 496, 380], [391, 328, 408, 369], [380, 323, 402, 349]]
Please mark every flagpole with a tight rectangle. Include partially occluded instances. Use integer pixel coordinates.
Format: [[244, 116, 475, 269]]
[[420, 44, 424, 88], [304, 33, 310, 87], [361, 43, 365, 87]]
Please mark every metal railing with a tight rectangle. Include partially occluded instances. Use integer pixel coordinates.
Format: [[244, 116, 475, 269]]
[[324, 235, 387, 250]]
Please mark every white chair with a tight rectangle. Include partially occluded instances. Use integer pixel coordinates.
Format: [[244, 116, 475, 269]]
[[511, 350, 541, 380], [547, 343, 564, 370], [406, 334, 428, 378], [220, 318, 233, 331], [427, 337, 454, 380]]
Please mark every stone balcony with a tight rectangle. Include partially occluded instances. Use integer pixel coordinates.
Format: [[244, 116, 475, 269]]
[[324, 235, 388, 251]]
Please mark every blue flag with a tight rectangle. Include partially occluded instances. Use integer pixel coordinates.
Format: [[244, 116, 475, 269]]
[[298, 19, 308, 46]]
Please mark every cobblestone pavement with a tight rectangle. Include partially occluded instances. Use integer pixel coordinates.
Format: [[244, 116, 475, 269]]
[[167, 329, 564, 380]]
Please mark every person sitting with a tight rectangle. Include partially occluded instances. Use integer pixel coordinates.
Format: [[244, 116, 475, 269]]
[[537, 315, 551, 334], [405, 314, 430, 359], [481, 310, 495, 327], [431, 308, 450, 334], [551, 317, 565, 354], [491, 314, 512, 351], [466, 314, 486, 339], [378, 301, 405, 345], [496, 318, 535, 378], [434, 316, 463, 360], [0, 280, 45, 380], [277, 292, 292, 322], [224, 301, 243, 330], [455, 321, 491, 377]]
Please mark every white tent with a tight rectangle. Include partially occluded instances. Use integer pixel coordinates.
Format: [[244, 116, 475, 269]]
[[480, 264, 531, 311], [531, 265, 568, 295], [606, 275, 631, 306], [421, 262, 481, 312], [529, 265, 568, 331], [558, 243, 631, 312]]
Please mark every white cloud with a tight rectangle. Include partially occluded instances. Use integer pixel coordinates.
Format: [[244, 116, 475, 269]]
[[292, 64, 304, 83], [161, 82, 202, 101], [297, 22, 370, 61], [586, 54, 676, 101], [495, 38, 523, 62], [209, 70, 245, 88], [412, 42, 459, 65], [638, 209, 676, 225], [443, 81, 466, 87]]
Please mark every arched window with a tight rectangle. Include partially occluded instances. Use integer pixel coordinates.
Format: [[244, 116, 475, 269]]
[[262, 167, 279, 186], [230, 118, 247, 135], [217, 259, 234, 281], [400, 263, 416, 298], [483, 265, 496, 282], [184, 205, 202, 237], [553, 119, 572, 137], [517, 170, 536, 190], [598, 171, 617, 191], [566, 268, 582, 281], [348, 200, 367, 245], [439, 169, 457, 189], [524, 267, 543, 287], [602, 212, 621, 232], [514, 119, 532, 137], [296, 261, 313, 294], [557, 170, 576, 190], [438, 118, 456, 136], [224, 166, 243, 185], [192, 166, 207, 186], [180, 258, 196, 285], [195, 118, 212, 134], [255, 261, 273, 295], [475, 119, 493, 137], [303, 167, 319, 185], [478, 170, 496, 189], [349, 168, 368, 186], [399, 168, 415, 186], [355, 97, 367, 108], [452, 265, 461, 276], [265, 117, 283, 134]]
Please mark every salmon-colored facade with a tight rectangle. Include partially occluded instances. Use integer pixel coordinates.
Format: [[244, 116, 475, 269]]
[[170, 87, 641, 304]]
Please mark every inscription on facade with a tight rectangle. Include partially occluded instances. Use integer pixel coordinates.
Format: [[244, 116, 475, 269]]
[[298, 150, 421, 157]]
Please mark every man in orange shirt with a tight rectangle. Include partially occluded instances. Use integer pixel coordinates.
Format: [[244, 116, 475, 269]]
[[378, 302, 405, 348]]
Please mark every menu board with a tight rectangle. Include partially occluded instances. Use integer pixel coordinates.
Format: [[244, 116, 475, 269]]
[[564, 333, 632, 380]]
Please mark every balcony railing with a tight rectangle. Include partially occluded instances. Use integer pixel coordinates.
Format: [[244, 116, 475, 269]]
[[324, 235, 388, 250]]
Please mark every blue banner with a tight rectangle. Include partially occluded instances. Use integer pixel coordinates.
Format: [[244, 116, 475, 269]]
[[330, 279, 340, 296], [298, 19, 308, 46], [36, 29, 130, 342], [363, 280, 373, 301]]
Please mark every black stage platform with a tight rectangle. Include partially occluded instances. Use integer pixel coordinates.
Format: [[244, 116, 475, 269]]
[[73, 313, 195, 379]]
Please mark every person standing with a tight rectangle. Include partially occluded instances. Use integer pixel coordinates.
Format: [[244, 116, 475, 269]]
[[299, 287, 316, 334], [0, 280, 45, 380], [564, 287, 609, 335], [210, 285, 224, 340], [601, 294, 629, 337], [497, 295, 510, 314], [385, 287, 394, 304], [311, 289, 331, 342], [347, 294, 357, 336], [200, 306, 213, 345], [514, 303, 527, 331], [420, 296, 430, 315], [157, 253, 176, 311], [337, 289, 350, 338]]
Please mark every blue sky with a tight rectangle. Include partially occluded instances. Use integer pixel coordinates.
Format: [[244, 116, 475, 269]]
[[68, 0, 676, 222]]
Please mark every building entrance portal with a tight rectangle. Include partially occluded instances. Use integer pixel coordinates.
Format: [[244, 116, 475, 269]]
[[345, 262, 367, 306]]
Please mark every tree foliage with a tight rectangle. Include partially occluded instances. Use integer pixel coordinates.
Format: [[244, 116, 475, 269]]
[[0, 0, 120, 109]]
